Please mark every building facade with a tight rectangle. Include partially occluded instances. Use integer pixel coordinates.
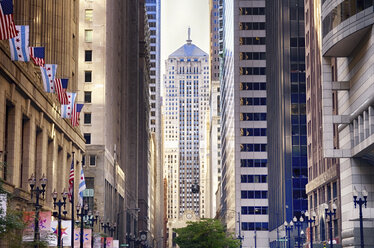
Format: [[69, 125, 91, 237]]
[[266, 0, 309, 246], [0, 0, 85, 245], [209, 0, 222, 217], [219, 0, 269, 247], [306, 0, 374, 247], [304, 0, 342, 246], [145, 0, 164, 247], [78, 0, 151, 246], [78, 0, 126, 242], [163, 35, 210, 247]]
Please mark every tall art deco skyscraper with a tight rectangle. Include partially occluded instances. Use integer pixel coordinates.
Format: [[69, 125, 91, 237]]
[[219, 0, 269, 247], [163, 31, 210, 247]]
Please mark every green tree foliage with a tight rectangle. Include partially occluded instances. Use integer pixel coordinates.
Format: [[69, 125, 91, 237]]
[[174, 219, 240, 248]]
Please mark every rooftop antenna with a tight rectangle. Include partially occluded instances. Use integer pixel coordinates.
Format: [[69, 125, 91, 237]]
[[187, 27, 192, 44]]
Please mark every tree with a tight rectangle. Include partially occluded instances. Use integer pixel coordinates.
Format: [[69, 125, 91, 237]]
[[174, 218, 240, 248]]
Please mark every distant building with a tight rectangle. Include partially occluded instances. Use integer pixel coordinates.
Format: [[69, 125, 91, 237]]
[[266, 0, 309, 246], [163, 31, 210, 247], [219, 1, 269, 247], [145, 0, 164, 247], [209, 0, 221, 217], [306, 0, 374, 247]]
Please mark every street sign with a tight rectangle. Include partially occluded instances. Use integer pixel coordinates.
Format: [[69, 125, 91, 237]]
[[278, 238, 288, 242], [120, 244, 129, 247]]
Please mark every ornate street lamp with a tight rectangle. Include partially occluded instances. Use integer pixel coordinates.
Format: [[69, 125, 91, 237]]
[[76, 203, 89, 248], [293, 216, 304, 248], [284, 220, 294, 248], [28, 173, 47, 247], [305, 210, 316, 248], [324, 203, 337, 248], [52, 188, 68, 247], [353, 187, 368, 248], [102, 221, 116, 248]]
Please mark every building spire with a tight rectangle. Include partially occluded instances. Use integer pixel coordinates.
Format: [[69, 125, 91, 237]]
[[187, 27, 192, 44]]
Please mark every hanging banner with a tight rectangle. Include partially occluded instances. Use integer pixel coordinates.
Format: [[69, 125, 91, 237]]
[[0, 194, 7, 233], [92, 233, 102, 248], [74, 228, 91, 248], [101, 237, 113, 248], [22, 211, 52, 242], [113, 240, 119, 248], [49, 220, 72, 246]]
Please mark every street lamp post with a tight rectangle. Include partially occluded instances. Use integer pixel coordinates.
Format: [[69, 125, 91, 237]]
[[76, 203, 89, 248], [87, 211, 99, 248], [353, 187, 368, 248], [293, 216, 304, 248], [305, 211, 316, 248], [52, 188, 68, 248], [324, 203, 337, 248], [28, 173, 47, 248], [237, 212, 244, 248], [284, 221, 294, 248], [102, 221, 116, 248]]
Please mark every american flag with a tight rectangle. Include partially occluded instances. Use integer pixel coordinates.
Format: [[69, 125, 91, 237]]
[[54, 78, 69, 105], [71, 104, 84, 127], [68, 158, 74, 202], [29, 47, 45, 66], [9, 26, 29, 61], [0, 0, 17, 40]]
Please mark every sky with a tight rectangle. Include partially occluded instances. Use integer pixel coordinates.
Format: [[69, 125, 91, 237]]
[[161, 0, 210, 76]]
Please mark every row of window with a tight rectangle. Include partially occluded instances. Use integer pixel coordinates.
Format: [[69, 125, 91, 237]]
[[241, 175, 267, 183], [240, 37, 266, 45], [240, 113, 267, 121], [240, 144, 267, 152], [240, 159, 267, 168], [240, 52, 266, 60], [241, 190, 268, 199], [240, 82, 266, 91], [239, 22, 265, 30], [242, 222, 268, 231], [322, 0, 373, 37], [240, 67, 266, 75], [241, 128, 266, 136], [240, 97, 266, 106], [239, 7, 265, 16], [241, 206, 268, 215]]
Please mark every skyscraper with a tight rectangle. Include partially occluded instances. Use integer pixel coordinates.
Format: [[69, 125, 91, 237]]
[[219, 1, 269, 247], [209, 0, 222, 217], [78, 0, 151, 244], [306, 1, 374, 246], [145, 1, 164, 246], [163, 31, 210, 247], [266, 0, 308, 246]]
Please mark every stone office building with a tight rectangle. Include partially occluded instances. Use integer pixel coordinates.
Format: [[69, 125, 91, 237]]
[[306, 0, 374, 247], [0, 0, 85, 232]]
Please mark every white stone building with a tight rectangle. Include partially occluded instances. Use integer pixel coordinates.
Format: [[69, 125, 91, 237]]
[[163, 33, 210, 247]]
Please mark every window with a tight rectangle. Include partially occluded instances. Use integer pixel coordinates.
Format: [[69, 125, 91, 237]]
[[85, 50, 92, 62], [89, 155, 96, 166], [84, 91, 92, 103], [85, 9, 93, 22], [85, 71, 92, 82], [333, 182, 337, 199], [84, 133, 91, 144], [84, 113, 92, 124], [85, 29, 93, 42]]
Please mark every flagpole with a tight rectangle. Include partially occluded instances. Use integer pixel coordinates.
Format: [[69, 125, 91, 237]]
[[71, 152, 75, 248]]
